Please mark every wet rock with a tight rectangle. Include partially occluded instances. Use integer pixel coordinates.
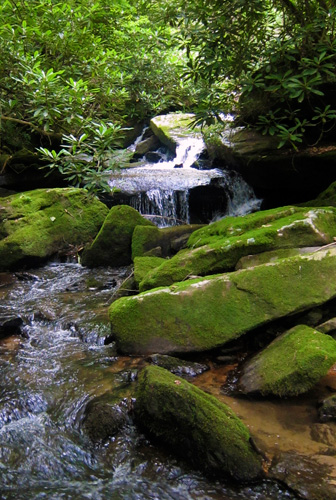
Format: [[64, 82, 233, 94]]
[[82, 395, 129, 442], [310, 423, 336, 446], [14, 271, 39, 282], [148, 354, 209, 377], [270, 451, 336, 500], [135, 366, 263, 482], [109, 247, 336, 355], [317, 395, 336, 422], [0, 272, 16, 287], [140, 205, 336, 291], [134, 135, 160, 156], [235, 246, 320, 270], [238, 325, 336, 397], [81, 205, 155, 267], [0, 188, 108, 271], [144, 151, 162, 163], [0, 316, 23, 339]]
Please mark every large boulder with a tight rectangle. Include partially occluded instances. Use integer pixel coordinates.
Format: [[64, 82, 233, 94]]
[[0, 188, 108, 271], [109, 247, 336, 355], [81, 205, 155, 267], [150, 113, 202, 153], [135, 366, 263, 482], [238, 325, 336, 397], [139, 206, 336, 291]]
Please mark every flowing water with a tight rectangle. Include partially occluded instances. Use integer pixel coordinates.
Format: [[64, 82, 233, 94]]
[[0, 264, 297, 500], [109, 133, 261, 226]]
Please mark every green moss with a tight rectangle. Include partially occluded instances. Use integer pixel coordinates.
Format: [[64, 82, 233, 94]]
[[140, 206, 336, 290], [133, 256, 166, 287], [132, 225, 160, 259], [135, 365, 263, 481], [150, 113, 200, 152], [109, 247, 336, 355], [0, 188, 108, 270], [81, 205, 155, 268], [239, 325, 336, 396]]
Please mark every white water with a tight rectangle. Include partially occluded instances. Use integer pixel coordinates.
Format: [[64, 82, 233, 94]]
[[109, 126, 261, 226]]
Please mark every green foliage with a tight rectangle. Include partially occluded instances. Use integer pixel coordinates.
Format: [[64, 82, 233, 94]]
[[148, 0, 336, 149]]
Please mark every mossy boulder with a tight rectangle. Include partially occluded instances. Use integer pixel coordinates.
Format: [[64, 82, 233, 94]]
[[132, 224, 203, 260], [0, 188, 108, 271], [109, 247, 336, 355], [238, 325, 336, 397], [150, 113, 202, 153], [140, 206, 336, 291], [135, 366, 263, 481], [81, 205, 155, 268], [133, 256, 166, 287], [235, 247, 319, 270]]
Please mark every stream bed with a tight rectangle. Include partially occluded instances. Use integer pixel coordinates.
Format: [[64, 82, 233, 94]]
[[0, 263, 298, 499]]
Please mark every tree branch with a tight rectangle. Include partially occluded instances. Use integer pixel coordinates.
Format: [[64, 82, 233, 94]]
[[1, 115, 62, 140]]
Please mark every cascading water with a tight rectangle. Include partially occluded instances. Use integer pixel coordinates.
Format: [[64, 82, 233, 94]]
[[0, 264, 296, 499], [109, 127, 261, 227]]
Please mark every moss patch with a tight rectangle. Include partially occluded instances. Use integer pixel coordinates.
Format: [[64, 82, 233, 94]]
[[0, 188, 108, 271], [81, 205, 155, 268], [109, 247, 336, 355], [135, 365, 263, 481], [133, 256, 166, 287], [239, 325, 336, 396]]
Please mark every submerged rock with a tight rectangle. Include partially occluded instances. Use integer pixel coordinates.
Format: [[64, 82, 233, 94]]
[[148, 354, 209, 377], [0, 188, 108, 271], [270, 451, 336, 500], [81, 205, 154, 267], [82, 395, 129, 442], [109, 247, 336, 355], [0, 316, 23, 339], [140, 205, 336, 291], [135, 366, 263, 482], [238, 325, 336, 397]]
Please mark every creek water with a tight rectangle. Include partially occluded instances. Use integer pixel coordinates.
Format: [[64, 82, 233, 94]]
[[109, 133, 261, 226], [0, 263, 297, 500]]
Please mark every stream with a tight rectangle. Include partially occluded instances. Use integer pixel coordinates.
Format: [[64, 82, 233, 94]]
[[0, 263, 297, 500]]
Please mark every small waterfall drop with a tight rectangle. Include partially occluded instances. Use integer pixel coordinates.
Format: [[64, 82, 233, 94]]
[[109, 122, 261, 226]]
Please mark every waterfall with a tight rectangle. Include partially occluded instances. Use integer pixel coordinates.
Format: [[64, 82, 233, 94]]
[[131, 189, 189, 227], [109, 124, 262, 226]]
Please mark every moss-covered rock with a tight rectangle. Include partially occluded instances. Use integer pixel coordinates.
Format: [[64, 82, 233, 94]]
[[135, 366, 263, 481], [302, 180, 336, 207], [150, 113, 202, 153], [235, 247, 319, 270], [132, 224, 203, 260], [82, 394, 129, 442], [140, 206, 336, 291], [109, 247, 336, 355], [0, 188, 108, 271], [238, 325, 336, 397], [133, 256, 166, 287], [81, 205, 155, 268]]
